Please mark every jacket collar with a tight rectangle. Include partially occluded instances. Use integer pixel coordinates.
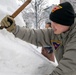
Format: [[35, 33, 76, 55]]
[[61, 18, 76, 38]]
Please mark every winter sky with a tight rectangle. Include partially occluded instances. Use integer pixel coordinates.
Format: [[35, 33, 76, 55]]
[[48, 0, 60, 5]]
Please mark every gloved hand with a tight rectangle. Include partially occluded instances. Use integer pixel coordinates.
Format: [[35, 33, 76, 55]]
[[1, 15, 16, 32]]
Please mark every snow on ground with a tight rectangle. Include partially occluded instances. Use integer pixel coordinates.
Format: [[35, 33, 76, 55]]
[[0, 0, 57, 75]]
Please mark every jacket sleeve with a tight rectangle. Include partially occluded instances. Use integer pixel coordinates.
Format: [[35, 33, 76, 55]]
[[12, 26, 52, 47], [50, 35, 76, 75]]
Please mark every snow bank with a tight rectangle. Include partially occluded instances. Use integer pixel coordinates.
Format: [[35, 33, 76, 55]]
[[0, 29, 56, 75]]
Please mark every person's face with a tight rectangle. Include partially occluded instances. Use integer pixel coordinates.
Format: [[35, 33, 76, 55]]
[[45, 24, 51, 28], [51, 21, 70, 34]]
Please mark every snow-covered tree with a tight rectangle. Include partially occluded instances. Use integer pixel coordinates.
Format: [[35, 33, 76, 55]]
[[21, 0, 53, 29]]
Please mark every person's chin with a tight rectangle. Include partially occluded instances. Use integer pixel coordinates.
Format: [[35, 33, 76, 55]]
[[54, 31, 61, 34]]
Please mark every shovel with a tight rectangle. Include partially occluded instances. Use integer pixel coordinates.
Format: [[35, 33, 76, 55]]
[[0, 0, 31, 29]]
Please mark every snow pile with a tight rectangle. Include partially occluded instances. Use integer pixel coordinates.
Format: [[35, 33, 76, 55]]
[[0, 29, 56, 75]]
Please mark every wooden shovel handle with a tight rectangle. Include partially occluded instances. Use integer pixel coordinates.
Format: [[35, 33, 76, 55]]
[[11, 0, 31, 18]]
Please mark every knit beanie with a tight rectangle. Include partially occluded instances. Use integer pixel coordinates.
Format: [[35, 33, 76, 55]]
[[49, 2, 75, 26]]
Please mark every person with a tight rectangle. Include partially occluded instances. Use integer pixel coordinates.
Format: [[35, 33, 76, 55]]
[[41, 22, 55, 62], [45, 22, 51, 28], [1, 2, 76, 75]]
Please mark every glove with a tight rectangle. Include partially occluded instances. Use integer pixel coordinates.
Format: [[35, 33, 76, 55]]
[[1, 15, 16, 32]]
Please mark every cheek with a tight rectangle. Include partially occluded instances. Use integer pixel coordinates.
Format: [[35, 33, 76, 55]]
[[57, 27, 66, 34], [55, 26, 63, 33], [57, 27, 63, 32], [56, 25, 62, 30]]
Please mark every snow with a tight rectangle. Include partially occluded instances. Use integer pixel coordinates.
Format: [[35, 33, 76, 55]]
[[0, 0, 57, 75]]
